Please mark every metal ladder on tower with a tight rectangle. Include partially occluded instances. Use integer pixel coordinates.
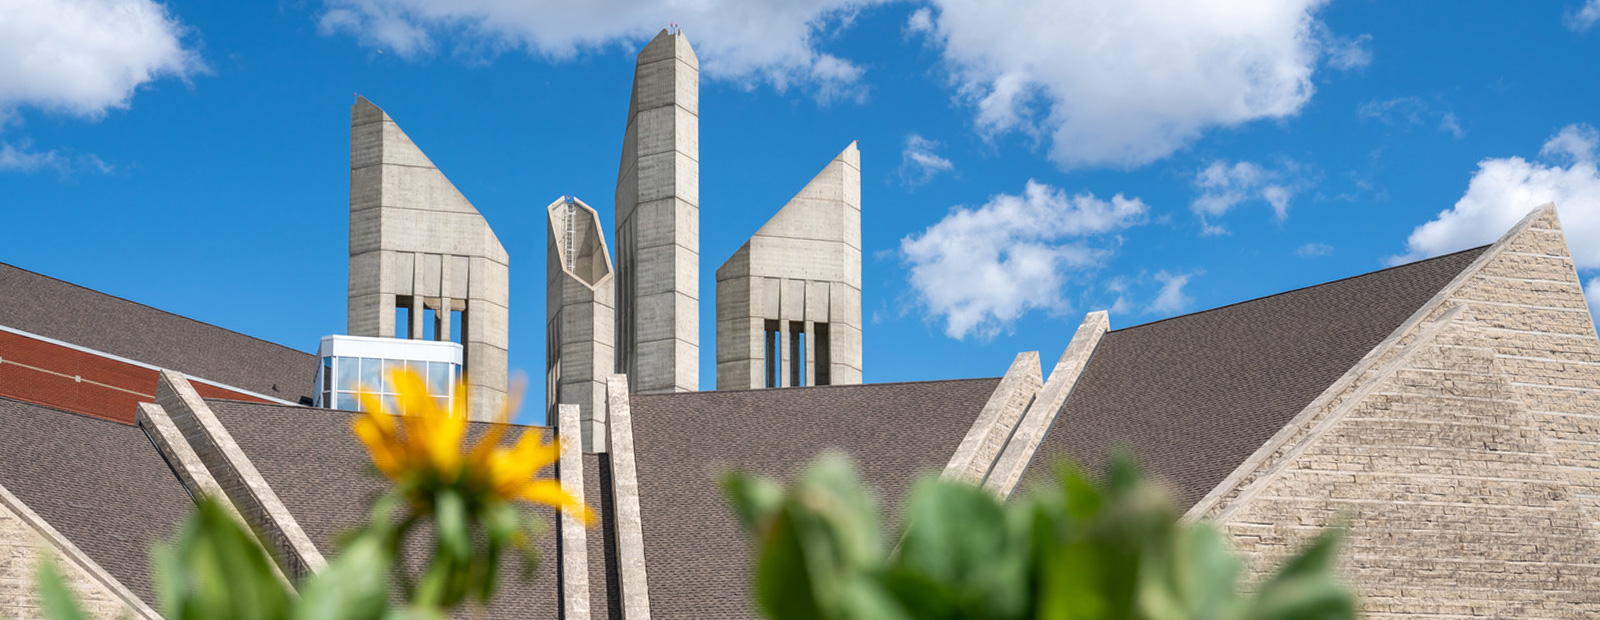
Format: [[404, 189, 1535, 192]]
[[563, 196, 577, 273]]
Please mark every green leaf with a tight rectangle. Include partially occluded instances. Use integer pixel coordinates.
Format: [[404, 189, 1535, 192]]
[[293, 532, 391, 620], [35, 557, 91, 620], [434, 489, 470, 562]]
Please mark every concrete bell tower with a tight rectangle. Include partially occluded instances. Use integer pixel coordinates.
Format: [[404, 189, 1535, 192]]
[[614, 29, 700, 394]]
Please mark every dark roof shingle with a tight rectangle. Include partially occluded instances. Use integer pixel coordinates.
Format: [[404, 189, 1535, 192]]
[[1028, 246, 1488, 508], [627, 378, 1001, 620], [0, 397, 193, 605], [206, 399, 562, 619], [0, 262, 318, 403]]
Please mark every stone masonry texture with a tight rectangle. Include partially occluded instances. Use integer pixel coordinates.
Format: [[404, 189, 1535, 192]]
[[0, 489, 143, 620], [1200, 206, 1600, 618]]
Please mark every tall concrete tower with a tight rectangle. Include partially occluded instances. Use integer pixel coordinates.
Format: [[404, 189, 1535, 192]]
[[614, 29, 699, 394], [348, 97, 510, 421], [546, 196, 614, 451], [716, 142, 863, 390]]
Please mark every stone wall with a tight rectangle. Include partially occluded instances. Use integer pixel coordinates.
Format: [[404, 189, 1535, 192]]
[[0, 486, 154, 620], [1195, 206, 1600, 618]]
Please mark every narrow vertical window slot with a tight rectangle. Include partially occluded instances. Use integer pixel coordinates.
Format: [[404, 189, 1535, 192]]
[[764, 320, 780, 388], [814, 322, 831, 386], [450, 309, 464, 344], [395, 297, 412, 339], [789, 321, 805, 388], [422, 307, 437, 341]]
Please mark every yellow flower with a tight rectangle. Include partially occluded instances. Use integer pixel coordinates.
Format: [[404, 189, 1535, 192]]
[[351, 369, 593, 526]]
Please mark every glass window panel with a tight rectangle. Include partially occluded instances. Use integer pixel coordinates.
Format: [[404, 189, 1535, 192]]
[[336, 392, 358, 412], [434, 397, 449, 412], [336, 357, 359, 392], [359, 357, 380, 392], [383, 359, 404, 393], [385, 394, 402, 416], [428, 362, 450, 396]]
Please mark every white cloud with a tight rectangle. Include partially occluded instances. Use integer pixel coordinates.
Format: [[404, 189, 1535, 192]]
[[318, 0, 886, 96], [1568, 0, 1600, 31], [901, 180, 1148, 339], [1191, 159, 1302, 233], [899, 134, 954, 185], [0, 0, 201, 123], [1296, 242, 1333, 257], [1358, 96, 1465, 137], [912, 0, 1347, 169], [1323, 32, 1372, 71], [0, 141, 111, 175], [1587, 277, 1600, 314], [1148, 271, 1195, 315], [1394, 124, 1600, 270]]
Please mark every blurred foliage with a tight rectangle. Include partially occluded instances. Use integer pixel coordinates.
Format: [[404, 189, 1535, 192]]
[[724, 454, 1355, 620]]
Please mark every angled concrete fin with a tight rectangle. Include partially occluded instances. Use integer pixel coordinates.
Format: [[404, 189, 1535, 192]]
[[983, 311, 1109, 498], [943, 351, 1043, 484], [155, 370, 327, 579], [556, 404, 591, 620]]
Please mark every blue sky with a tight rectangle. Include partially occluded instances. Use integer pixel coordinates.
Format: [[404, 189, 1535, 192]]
[[5, 0, 1600, 424]]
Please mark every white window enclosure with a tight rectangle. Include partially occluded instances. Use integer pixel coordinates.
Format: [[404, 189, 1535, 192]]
[[314, 335, 463, 414]]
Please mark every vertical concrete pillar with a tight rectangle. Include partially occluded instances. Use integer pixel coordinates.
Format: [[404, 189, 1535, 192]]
[[614, 29, 699, 395], [348, 97, 510, 420], [547, 196, 616, 452], [555, 403, 591, 620], [715, 143, 862, 390]]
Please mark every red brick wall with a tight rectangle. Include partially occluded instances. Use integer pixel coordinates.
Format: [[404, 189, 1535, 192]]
[[0, 330, 272, 424]]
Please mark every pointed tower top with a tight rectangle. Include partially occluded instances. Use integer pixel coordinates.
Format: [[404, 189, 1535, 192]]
[[637, 27, 698, 68]]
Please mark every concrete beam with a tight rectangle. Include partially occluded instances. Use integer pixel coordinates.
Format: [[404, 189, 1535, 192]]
[[983, 311, 1109, 498], [605, 374, 652, 620], [556, 404, 591, 620], [155, 370, 327, 580], [943, 351, 1043, 485]]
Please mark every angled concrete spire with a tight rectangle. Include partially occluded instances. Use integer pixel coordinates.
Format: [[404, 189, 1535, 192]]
[[348, 96, 510, 421], [614, 29, 699, 395], [547, 196, 615, 451], [716, 142, 862, 390]]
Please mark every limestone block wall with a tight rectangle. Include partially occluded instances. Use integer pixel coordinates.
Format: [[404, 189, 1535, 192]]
[[548, 196, 616, 452], [1193, 205, 1600, 618], [0, 485, 157, 620], [615, 29, 699, 395], [715, 143, 862, 390], [349, 96, 510, 420]]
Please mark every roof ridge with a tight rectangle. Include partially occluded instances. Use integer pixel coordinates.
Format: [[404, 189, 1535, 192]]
[[635, 375, 1003, 397], [1108, 245, 1491, 334], [0, 261, 314, 360], [202, 397, 550, 429]]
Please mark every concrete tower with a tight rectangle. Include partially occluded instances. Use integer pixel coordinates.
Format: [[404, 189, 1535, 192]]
[[614, 29, 699, 394], [546, 196, 614, 451], [348, 97, 510, 421], [716, 142, 862, 390]]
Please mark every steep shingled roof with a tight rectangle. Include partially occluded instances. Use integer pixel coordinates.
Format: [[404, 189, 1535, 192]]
[[1026, 246, 1490, 509], [0, 397, 193, 605], [627, 377, 1002, 619], [205, 399, 563, 618], [0, 262, 318, 404]]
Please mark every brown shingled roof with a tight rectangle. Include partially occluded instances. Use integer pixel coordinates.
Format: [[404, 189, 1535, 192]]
[[205, 399, 562, 619], [0, 396, 193, 606], [0, 262, 318, 403], [1027, 246, 1488, 509], [627, 377, 1002, 620]]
